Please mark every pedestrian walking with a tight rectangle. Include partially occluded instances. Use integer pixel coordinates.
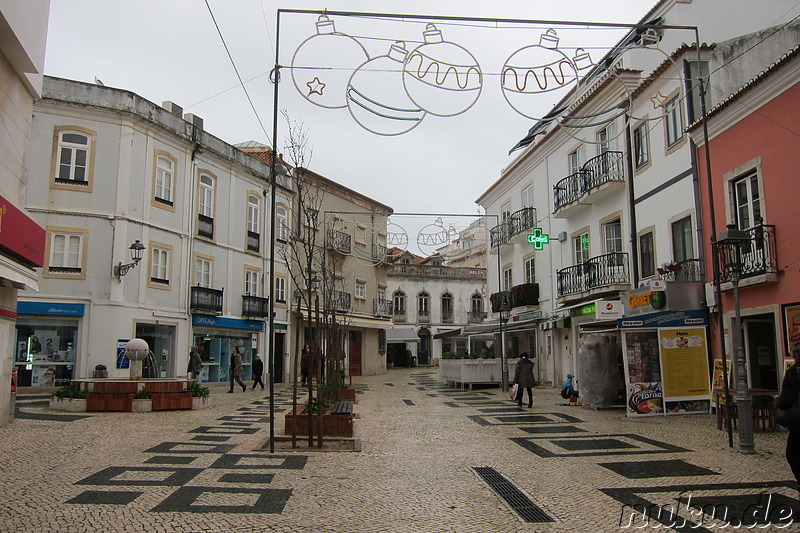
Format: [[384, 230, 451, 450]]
[[300, 344, 310, 386], [251, 354, 265, 391], [227, 346, 246, 393], [775, 345, 800, 497], [513, 352, 535, 408], [187, 345, 203, 380]]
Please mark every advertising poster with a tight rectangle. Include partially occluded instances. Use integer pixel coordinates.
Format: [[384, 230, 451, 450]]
[[659, 328, 710, 398], [786, 303, 800, 350], [627, 382, 663, 416]]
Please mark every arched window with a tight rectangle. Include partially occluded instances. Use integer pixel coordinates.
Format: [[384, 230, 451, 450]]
[[471, 293, 483, 314], [441, 292, 453, 323], [418, 291, 430, 317], [393, 290, 406, 313]]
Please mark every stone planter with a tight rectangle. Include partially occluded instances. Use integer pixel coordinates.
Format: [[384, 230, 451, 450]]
[[49, 397, 87, 412], [192, 396, 211, 410], [131, 399, 152, 412], [284, 405, 353, 438], [440, 359, 501, 388]]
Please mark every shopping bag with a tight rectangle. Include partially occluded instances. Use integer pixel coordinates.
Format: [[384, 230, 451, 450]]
[[509, 383, 518, 401]]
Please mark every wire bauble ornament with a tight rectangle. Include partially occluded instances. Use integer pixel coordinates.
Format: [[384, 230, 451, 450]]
[[347, 41, 426, 136], [501, 29, 579, 121], [291, 15, 370, 109], [416, 218, 456, 256], [402, 24, 483, 117], [386, 222, 409, 259]]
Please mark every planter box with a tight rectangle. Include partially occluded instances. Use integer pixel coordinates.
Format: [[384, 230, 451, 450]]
[[284, 406, 353, 437], [340, 386, 356, 401], [87, 392, 134, 412], [151, 391, 193, 411], [192, 396, 212, 410], [440, 359, 501, 387], [131, 399, 153, 412], [144, 381, 186, 393], [49, 397, 87, 412], [90, 381, 138, 394]]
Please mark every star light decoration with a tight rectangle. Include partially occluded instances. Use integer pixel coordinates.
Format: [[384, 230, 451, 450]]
[[650, 91, 668, 109], [306, 77, 326, 96]]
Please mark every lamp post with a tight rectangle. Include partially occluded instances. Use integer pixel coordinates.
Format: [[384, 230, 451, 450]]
[[115, 240, 146, 279], [714, 223, 754, 454], [499, 296, 511, 391]]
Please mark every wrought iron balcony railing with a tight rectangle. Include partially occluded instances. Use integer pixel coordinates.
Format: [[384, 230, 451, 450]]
[[490, 207, 536, 248], [658, 258, 701, 282], [393, 310, 407, 323], [197, 214, 214, 239], [715, 223, 778, 284], [372, 243, 388, 263], [191, 285, 223, 315], [441, 310, 454, 324], [329, 291, 352, 312], [417, 310, 431, 324], [241, 295, 269, 318], [489, 291, 512, 313], [557, 252, 630, 297], [373, 298, 392, 317], [554, 151, 624, 211], [510, 282, 540, 308], [468, 311, 487, 324], [327, 228, 351, 254]]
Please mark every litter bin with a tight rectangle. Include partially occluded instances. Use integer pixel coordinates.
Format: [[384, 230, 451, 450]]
[[93, 364, 108, 378]]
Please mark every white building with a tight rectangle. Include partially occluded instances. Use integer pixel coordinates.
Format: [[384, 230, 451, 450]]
[[17, 76, 293, 387], [477, 0, 800, 397], [0, 0, 50, 425]]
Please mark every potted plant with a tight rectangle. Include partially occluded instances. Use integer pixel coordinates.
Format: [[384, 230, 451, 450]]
[[186, 381, 211, 409], [131, 387, 152, 412], [50, 384, 87, 412]]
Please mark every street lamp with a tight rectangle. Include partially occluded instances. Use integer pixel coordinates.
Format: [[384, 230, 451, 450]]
[[115, 240, 146, 279], [499, 295, 511, 391], [714, 223, 754, 454]]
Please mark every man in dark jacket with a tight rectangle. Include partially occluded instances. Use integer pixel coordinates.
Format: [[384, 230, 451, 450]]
[[513, 352, 536, 408], [775, 345, 800, 495], [251, 354, 265, 391]]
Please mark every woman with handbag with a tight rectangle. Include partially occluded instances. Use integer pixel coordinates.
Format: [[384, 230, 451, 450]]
[[775, 345, 800, 494]]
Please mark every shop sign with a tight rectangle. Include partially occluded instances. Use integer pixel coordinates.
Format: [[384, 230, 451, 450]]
[[117, 339, 130, 369], [192, 314, 264, 331], [0, 193, 45, 267], [17, 301, 85, 316], [571, 303, 595, 317], [618, 309, 708, 329], [596, 300, 623, 320], [526, 228, 550, 250], [514, 310, 542, 321]]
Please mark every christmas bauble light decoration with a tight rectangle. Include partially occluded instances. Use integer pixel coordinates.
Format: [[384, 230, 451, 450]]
[[291, 15, 369, 109], [386, 222, 409, 259], [402, 24, 483, 117], [501, 29, 579, 121], [416, 218, 454, 256], [347, 41, 426, 136]]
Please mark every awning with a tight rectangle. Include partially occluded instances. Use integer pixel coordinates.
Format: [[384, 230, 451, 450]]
[[0, 259, 39, 291], [433, 327, 462, 339], [348, 316, 394, 329], [386, 326, 420, 343]]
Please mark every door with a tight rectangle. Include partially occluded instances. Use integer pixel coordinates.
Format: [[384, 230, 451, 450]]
[[273, 332, 285, 383], [417, 328, 430, 365], [349, 331, 362, 376], [743, 319, 778, 391], [135, 323, 175, 378]]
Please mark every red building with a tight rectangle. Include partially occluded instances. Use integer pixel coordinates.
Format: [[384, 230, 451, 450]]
[[692, 47, 800, 393]]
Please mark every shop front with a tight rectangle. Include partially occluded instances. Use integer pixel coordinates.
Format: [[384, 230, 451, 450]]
[[618, 282, 711, 418], [191, 315, 263, 383], [15, 301, 83, 387]]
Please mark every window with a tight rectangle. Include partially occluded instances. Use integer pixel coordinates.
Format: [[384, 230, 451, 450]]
[[471, 293, 483, 314], [276, 205, 288, 242], [393, 291, 406, 314], [501, 202, 511, 223], [633, 123, 650, 168], [597, 123, 617, 153], [573, 232, 589, 264], [275, 276, 286, 303], [150, 247, 169, 285], [55, 131, 90, 184], [245, 269, 259, 296], [521, 185, 533, 208], [355, 224, 367, 246], [418, 292, 430, 314], [154, 154, 175, 206], [665, 95, 683, 147], [198, 173, 215, 239], [502, 267, 512, 291], [194, 257, 212, 288], [732, 171, 761, 229], [247, 193, 260, 253], [48, 231, 83, 275], [441, 293, 453, 322], [684, 60, 709, 124], [524, 257, 535, 285], [355, 279, 366, 300], [639, 232, 655, 278], [603, 219, 623, 255], [568, 145, 586, 174], [671, 217, 694, 262]]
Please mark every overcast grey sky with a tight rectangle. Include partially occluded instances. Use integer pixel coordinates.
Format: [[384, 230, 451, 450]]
[[44, 0, 652, 253]]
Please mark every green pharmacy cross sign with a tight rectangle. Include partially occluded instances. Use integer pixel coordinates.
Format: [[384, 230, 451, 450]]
[[527, 228, 550, 250]]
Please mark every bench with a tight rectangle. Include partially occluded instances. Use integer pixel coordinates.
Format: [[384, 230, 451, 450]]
[[331, 401, 353, 415]]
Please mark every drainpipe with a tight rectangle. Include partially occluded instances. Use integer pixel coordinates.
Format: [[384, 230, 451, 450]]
[[624, 119, 639, 286]]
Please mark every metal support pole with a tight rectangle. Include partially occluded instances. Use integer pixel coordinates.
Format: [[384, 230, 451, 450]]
[[731, 270, 755, 454], [500, 318, 508, 391]]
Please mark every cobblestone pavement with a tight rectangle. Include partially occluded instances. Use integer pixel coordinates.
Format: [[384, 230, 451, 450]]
[[1, 368, 796, 532]]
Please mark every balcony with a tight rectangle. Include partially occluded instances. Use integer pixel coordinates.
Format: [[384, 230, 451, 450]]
[[197, 214, 214, 239], [468, 311, 487, 324], [489, 291, 512, 313], [393, 309, 407, 324], [490, 207, 536, 248], [327, 228, 351, 254], [372, 243, 388, 263], [374, 298, 392, 317], [557, 252, 630, 299], [418, 310, 431, 324], [658, 258, 701, 282], [241, 295, 269, 318], [388, 263, 486, 280], [191, 286, 223, 315], [330, 291, 352, 312], [553, 151, 624, 218], [715, 222, 778, 285], [441, 310, 454, 324], [510, 283, 540, 308]]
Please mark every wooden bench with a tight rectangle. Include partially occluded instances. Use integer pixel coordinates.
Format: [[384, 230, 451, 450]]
[[331, 401, 353, 415]]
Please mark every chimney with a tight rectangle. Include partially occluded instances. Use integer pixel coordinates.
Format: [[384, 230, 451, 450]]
[[161, 101, 183, 117]]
